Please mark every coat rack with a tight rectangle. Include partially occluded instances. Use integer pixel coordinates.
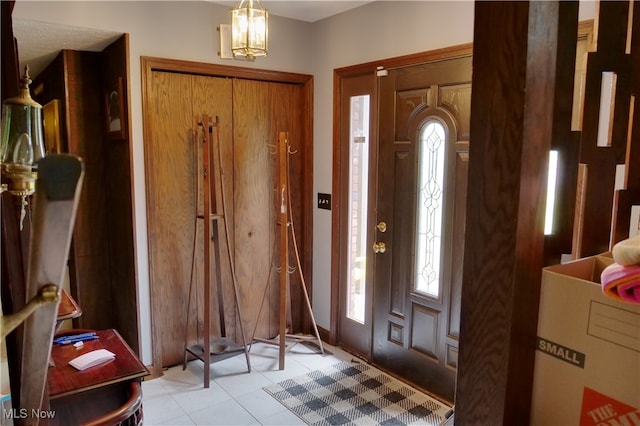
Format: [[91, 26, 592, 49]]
[[183, 115, 251, 387], [252, 132, 323, 370]]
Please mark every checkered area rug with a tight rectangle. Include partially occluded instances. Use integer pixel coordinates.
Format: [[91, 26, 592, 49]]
[[263, 361, 451, 425]]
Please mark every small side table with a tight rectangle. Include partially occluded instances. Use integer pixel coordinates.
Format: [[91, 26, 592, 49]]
[[47, 329, 148, 425]]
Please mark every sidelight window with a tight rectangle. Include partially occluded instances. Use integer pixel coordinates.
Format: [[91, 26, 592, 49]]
[[415, 120, 446, 298], [346, 95, 370, 324]]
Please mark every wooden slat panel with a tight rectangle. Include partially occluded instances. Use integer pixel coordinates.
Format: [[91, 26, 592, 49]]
[[542, 8, 580, 266], [610, 2, 640, 244], [578, 1, 633, 256]]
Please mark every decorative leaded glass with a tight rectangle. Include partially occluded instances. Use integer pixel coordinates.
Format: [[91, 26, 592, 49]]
[[415, 121, 445, 298]]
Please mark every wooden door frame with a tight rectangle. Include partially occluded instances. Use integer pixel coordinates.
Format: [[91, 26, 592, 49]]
[[141, 56, 314, 376], [330, 43, 473, 348]]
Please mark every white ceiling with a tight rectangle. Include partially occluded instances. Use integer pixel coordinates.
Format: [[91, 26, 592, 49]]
[[12, 1, 372, 78], [13, 18, 123, 79], [212, 1, 372, 23]]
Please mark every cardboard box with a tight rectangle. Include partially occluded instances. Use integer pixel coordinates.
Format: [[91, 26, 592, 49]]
[[531, 255, 640, 426]]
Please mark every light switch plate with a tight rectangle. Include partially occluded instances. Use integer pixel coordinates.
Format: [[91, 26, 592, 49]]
[[318, 193, 331, 210]]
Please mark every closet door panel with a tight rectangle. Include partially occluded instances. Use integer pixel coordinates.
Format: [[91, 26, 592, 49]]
[[147, 71, 234, 367], [232, 79, 306, 340], [191, 75, 236, 342], [232, 79, 277, 340], [146, 71, 195, 367]]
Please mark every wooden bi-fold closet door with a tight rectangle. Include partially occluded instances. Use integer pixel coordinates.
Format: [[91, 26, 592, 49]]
[[144, 67, 309, 369]]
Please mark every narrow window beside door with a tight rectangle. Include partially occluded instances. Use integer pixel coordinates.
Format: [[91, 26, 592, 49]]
[[347, 95, 370, 324]]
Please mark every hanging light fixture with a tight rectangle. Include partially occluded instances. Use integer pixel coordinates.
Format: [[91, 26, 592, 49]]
[[231, 0, 268, 61], [1, 66, 46, 229]]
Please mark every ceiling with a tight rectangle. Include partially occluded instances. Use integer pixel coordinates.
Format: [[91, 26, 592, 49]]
[[211, 1, 373, 23], [13, 18, 123, 79], [12, 1, 372, 78]]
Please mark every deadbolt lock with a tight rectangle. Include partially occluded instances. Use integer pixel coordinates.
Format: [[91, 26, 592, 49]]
[[376, 221, 387, 233], [373, 242, 387, 254]]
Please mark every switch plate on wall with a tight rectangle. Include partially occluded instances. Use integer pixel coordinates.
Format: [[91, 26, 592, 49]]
[[318, 193, 331, 210]]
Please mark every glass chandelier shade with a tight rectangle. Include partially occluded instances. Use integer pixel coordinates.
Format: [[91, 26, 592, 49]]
[[1, 66, 45, 229], [231, 0, 268, 60], [1, 67, 45, 168]]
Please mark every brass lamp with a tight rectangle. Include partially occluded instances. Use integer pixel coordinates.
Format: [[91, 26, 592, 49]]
[[0, 66, 45, 229], [231, 0, 268, 60]]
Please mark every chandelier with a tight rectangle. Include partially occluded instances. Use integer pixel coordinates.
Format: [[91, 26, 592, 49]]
[[231, 0, 268, 60]]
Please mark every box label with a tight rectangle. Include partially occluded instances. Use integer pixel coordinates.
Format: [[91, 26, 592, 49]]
[[580, 387, 640, 425], [536, 336, 586, 368], [588, 301, 640, 352]]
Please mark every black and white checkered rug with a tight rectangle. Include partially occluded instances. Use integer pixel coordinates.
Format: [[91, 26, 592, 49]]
[[263, 361, 451, 425]]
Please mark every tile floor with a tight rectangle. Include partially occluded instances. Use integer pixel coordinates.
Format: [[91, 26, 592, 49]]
[[141, 341, 355, 425]]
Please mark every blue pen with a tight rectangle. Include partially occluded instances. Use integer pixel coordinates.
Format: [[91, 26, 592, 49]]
[[53, 332, 97, 345], [53, 332, 96, 342], [54, 336, 99, 345]]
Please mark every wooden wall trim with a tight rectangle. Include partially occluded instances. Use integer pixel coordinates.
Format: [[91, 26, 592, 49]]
[[335, 43, 473, 77], [141, 56, 312, 85], [329, 70, 342, 347], [301, 76, 314, 334]]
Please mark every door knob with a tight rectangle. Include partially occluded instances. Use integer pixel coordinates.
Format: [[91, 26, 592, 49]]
[[376, 221, 387, 233], [373, 242, 386, 254]]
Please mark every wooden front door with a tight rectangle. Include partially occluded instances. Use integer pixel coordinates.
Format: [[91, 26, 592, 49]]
[[372, 57, 472, 403]]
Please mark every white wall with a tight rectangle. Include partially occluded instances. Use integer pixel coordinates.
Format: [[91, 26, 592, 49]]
[[11, 0, 596, 365]]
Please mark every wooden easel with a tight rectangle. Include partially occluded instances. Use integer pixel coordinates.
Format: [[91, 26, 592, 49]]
[[183, 115, 251, 387], [253, 132, 324, 370]]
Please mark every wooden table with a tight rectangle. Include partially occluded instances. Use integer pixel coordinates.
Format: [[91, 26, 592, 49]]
[[47, 329, 148, 425]]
